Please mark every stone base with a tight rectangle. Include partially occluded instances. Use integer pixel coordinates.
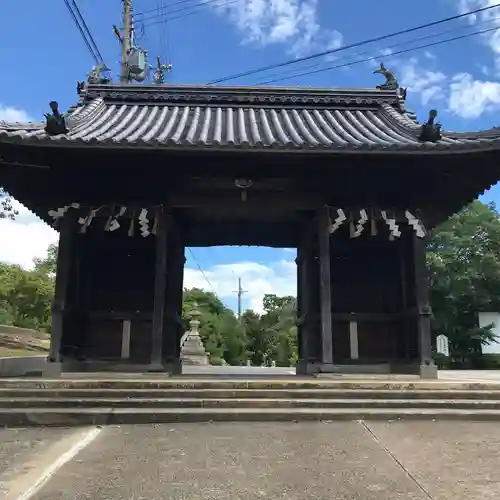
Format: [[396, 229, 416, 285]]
[[43, 361, 62, 377], [295, 360, 308, 375], [313, 363, 391, 375], [419, 363, 438, 380], [163, 360, 182, 375], [146, 362, 167, 372], [181, 355, 209, 366]]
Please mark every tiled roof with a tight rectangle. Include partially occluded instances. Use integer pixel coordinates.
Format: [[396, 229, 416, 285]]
[[1, 83, 499, 154]]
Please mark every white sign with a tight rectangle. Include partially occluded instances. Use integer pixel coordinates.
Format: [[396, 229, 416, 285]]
[[436, 334, 449, 357]]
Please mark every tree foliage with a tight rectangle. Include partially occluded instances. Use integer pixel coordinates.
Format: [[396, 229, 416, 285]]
[[0, 189, 18, 220], [428, 200, 500, 363], [0, 263, 54, 331], [33, 243, 58, 276]]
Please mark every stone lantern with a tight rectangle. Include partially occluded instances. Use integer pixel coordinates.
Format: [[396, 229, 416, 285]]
[[180, 302, 209, 365]]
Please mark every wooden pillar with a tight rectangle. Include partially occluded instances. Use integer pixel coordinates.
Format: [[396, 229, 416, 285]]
[[163, 241, 185, 367], [318, 206, 333, 365], [349, 320, 359, 360], [295, 252, 306, 372], [150, 208, 168, 368], [121, 319, 131, 359], [412, 233, 437, 378], [48, 216, 74, 364], [296, 243, 315, 366]]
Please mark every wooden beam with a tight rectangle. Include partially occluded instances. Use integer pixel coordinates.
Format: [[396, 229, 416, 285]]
[[169, 192, 322, 210]]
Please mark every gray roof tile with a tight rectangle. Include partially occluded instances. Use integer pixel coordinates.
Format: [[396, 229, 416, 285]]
[[1, 83, 498, 153]]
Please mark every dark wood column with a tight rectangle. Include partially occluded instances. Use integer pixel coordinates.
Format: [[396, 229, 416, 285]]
[[412, 234, 433, 365], [295, 253, 303, 362], [296, 242, 315, 373], [48, 215, 75, 364], [150, 208, 169, 368], [318, 207, 333, 365], [163, 232, 185, 370]]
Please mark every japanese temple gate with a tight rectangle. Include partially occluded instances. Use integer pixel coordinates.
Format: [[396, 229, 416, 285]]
[[2, 82, 500, 378]]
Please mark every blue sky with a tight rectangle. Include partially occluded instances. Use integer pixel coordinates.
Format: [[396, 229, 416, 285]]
[[2, 0, 500, 312]]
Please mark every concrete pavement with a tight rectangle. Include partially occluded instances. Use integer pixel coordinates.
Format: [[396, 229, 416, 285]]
[[0, 421, 499, 499]]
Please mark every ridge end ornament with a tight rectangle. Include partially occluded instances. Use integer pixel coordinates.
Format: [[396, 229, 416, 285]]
[[373, 62, 399, 91], [419, 109, 442, 143], [44, 101, 68, 136]]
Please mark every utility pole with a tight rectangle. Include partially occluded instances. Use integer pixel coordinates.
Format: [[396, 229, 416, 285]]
[[120, 0, 132, 83], [233, 277, 248, 320]]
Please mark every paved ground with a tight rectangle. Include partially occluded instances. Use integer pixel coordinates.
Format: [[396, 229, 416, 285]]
[[182, 366, 298, 377], [184, 366, 500, 382], [1, 421, 499, 499]]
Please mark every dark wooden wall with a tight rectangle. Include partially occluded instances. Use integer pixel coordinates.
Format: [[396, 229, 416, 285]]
[[329, 224, 411, 363], [61, 225, 156, 362]]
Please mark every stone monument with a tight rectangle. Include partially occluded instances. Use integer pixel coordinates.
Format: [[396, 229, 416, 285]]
[[180, 303, 209, 365]]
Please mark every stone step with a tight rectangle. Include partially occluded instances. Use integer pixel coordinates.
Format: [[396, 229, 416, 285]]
[[2, 397, 500, 409], [1, 388, 500, 400], [1, 378, 500, 391], [2, 407, 500, 427]]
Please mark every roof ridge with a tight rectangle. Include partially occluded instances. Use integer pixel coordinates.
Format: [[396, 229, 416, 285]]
[[80, 83, 402, 108]]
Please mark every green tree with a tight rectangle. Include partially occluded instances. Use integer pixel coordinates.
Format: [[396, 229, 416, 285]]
[[182, 288, 248, 365], [242, 309, 265, 365], [242, 294, 298, 366], [428, 200, 500, 364], [0, 262, 54, 331], [33, 243, 58, 276], [0, 189, 18, 220]]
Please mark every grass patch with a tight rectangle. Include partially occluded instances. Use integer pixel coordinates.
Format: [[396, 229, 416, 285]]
[[0, 347, 47, 357], [0, 325, 50, 357]]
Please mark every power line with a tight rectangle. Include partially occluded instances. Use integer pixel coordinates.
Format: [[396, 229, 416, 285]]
[[157, 0, 171, 63], [135, 0, 201, 17], [187, 247, 218, 296], [70, 0, 105, 62], [259, 23, 500, 85], [254, 15, 500, 85], [141, 0, 239, 28], [206, 2, 500, 84], [63, 0, 102, 64]]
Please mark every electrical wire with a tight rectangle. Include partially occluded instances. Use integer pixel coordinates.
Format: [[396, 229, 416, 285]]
[[187, 248, 218, 297], [206, 2, 500, 84], [63, 0, 102, 65], [255, 14, 500, 85], [135, 0, 201, 17], [157, 0, 171, 64], [259, 23, 500, 85], [70, 0, 105, 62], [142, 0, 239, 28]]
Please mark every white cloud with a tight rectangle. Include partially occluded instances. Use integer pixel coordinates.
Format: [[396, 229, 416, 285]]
[[388, 56, 500, 119], [0, 105, 33, 123], [0, 200, 58, 269], [213, 0, 342, 56], [184, 260, 296, 314], [448, 72, 500, 118], [458, 0, 500, 71], [442, 1, 500, 118], [396, 57, 447, 105]]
